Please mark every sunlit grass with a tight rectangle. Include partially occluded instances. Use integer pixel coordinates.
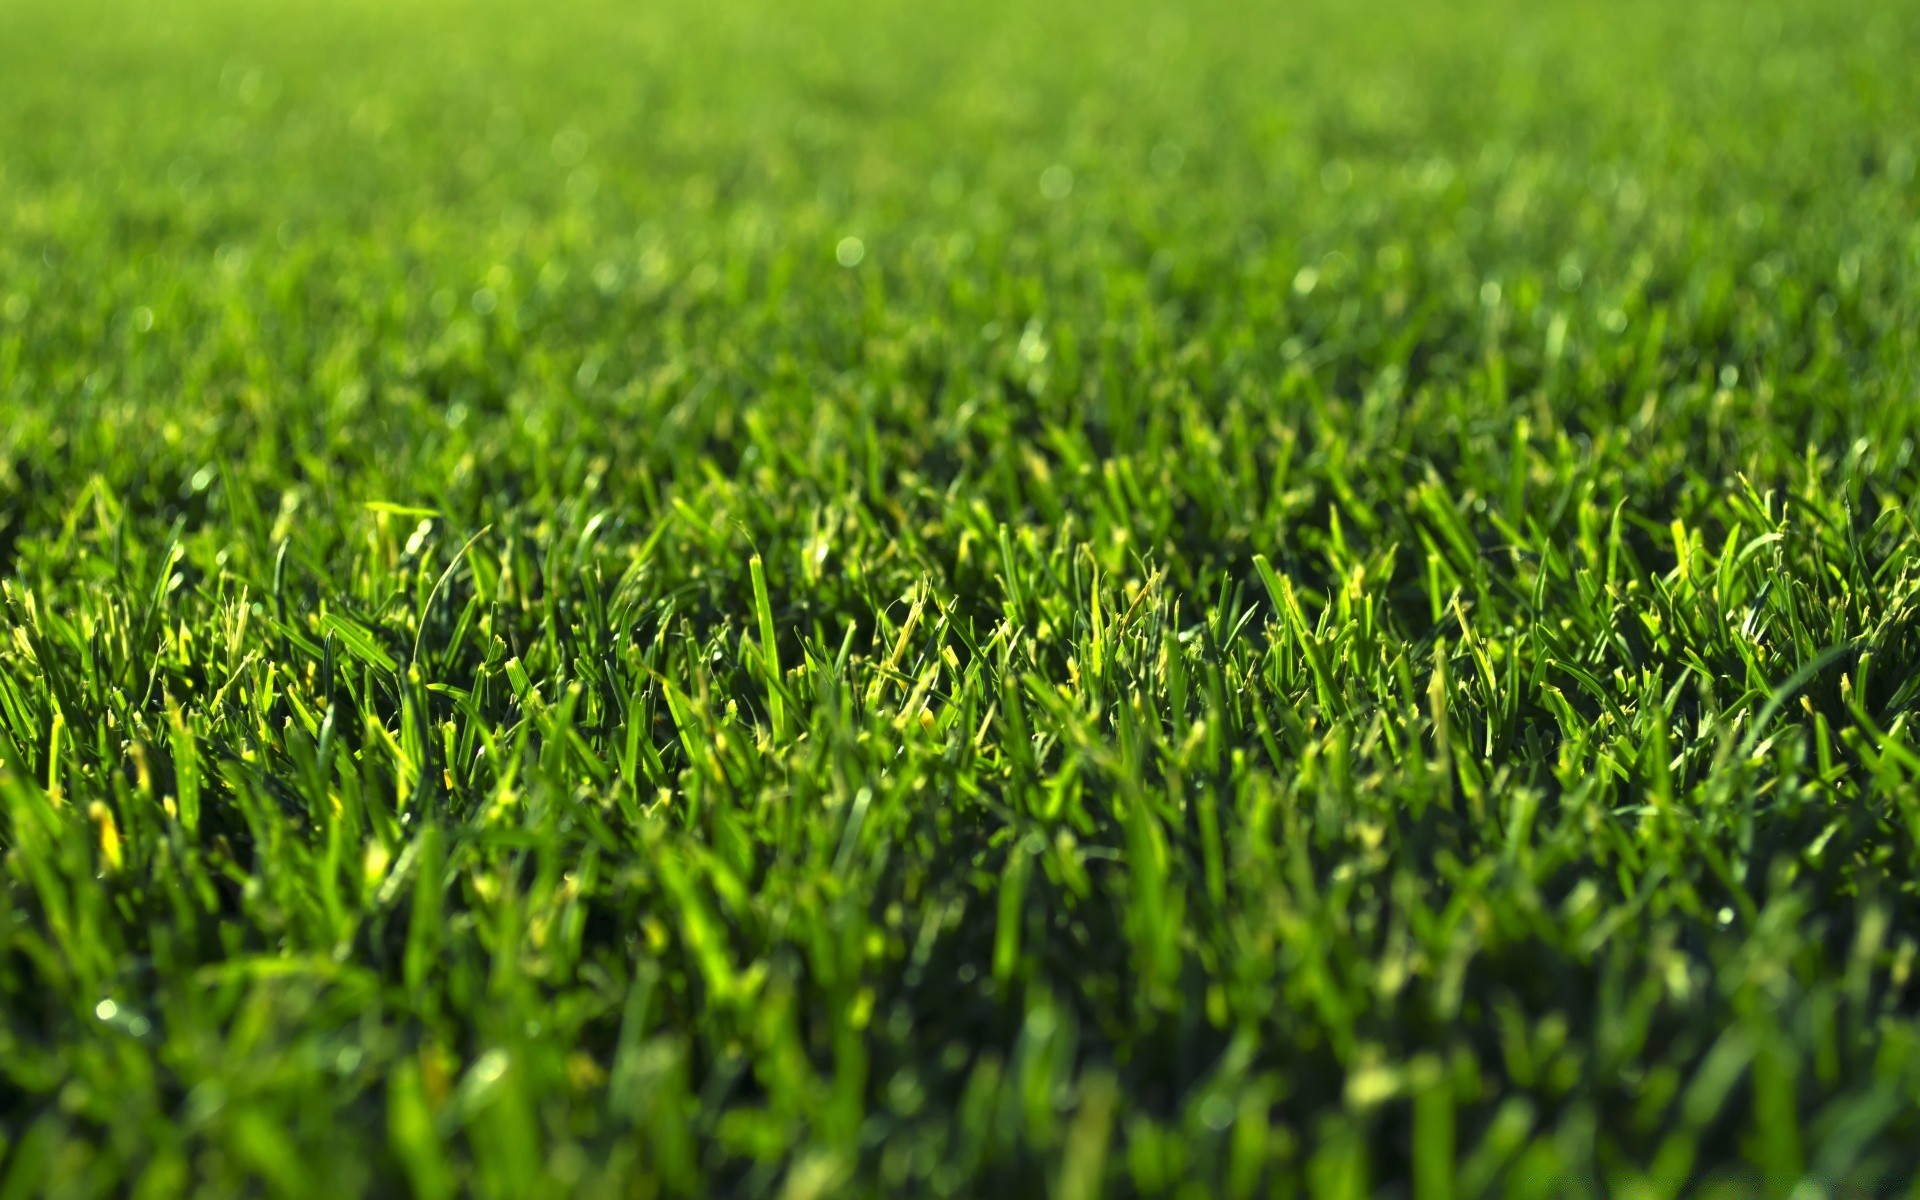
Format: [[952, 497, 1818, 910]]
[[3, 0, 1920, 1194]]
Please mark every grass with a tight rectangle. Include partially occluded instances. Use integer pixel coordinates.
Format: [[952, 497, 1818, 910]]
[[3, 0, 1920, 1194]]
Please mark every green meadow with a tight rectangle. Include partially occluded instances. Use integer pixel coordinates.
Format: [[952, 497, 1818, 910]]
[[3, 0, 1920, 1193]]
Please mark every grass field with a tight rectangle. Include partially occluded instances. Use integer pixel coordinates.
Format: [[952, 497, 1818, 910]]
[[4, 0, 1920, 1194]]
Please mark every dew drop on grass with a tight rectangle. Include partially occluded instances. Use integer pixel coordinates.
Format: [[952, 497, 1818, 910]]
[[836, 236, 865, 267], [405, 518, 434, 556]]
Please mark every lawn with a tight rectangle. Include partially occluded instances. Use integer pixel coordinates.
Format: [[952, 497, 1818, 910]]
[[3, 0, 1920, 1194]]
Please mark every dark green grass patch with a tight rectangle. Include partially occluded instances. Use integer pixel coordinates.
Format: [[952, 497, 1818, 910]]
[[3, 0, 1920, 1194]]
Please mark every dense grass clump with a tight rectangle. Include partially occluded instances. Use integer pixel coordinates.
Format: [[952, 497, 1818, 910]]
[[4, 0, 1920, 1194]]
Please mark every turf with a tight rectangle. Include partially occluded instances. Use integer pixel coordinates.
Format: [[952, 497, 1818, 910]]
[[3, 0, 1920, 1194]]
